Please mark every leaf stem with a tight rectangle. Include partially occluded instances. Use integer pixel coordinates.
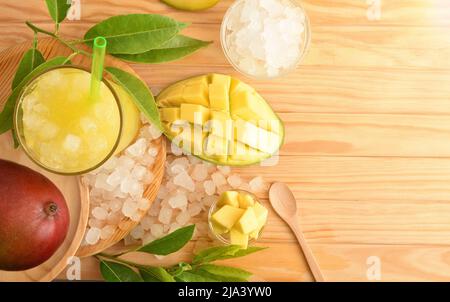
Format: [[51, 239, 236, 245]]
[[25, 21, 91, 57]]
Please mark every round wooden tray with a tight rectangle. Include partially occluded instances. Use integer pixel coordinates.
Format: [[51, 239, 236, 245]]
[[0, 38, 166, 267], [0, 133, 89, 282]]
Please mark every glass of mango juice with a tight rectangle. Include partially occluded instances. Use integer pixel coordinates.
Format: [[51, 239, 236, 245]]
[[14, 66, 141, 175]]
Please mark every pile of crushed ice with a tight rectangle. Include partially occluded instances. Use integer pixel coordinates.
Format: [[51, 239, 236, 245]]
[[225, 0, 306, 77], [81, 115, 162, 246], [124, 154, 268, 246]]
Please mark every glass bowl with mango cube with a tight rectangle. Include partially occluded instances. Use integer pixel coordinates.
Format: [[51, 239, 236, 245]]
[[208, 190, 269, 249]]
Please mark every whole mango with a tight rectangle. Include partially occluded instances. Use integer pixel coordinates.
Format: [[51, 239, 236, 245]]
[[0, 160, 70, 271]]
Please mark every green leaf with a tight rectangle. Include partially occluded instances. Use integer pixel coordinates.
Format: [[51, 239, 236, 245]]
[[114, 35, 211, 64], [100, 260, 143, 282], [175, 271, 219, 282], [195, 264, 251, 282], [193, 245, 267, 264], [140, 267, 176, 282], [45, 0, 71, 24], [0, 56, 68, 136], [193, 245, 241, 264], [105, 67, 161, 129], [84, 14, 187, 54], [12, 48, 45, 90], [138, 224, 194, 255]]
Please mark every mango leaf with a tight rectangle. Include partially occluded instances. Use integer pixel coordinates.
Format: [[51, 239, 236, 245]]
[[84, 14, 187, 54], [45, 0, 71, 24], [114, 35, 211, 64], [105, 67, 161, 129], [100, 260, 143, 282], [12, 48, 45, 89], [140, 267, 176, 282], [138, 225, 194, 255], [193, 245, 267, 265], [0, 56, 68, 136], [195, 264, 251, 282], [192, 245, 241, 264], [175, 271, 219, 282]]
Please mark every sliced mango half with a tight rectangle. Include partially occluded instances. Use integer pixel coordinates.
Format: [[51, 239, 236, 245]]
[[157, 74, 285, 166]]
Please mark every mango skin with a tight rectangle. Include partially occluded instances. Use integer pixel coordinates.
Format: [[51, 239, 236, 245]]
[[0, 160, 69, 271], [157, 74, 285, 166], [161, 0, 220, 11]]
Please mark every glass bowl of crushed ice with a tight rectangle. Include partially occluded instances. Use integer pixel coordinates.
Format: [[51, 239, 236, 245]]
[[208, 190, 268, 248], [221, 0, 311, 79]]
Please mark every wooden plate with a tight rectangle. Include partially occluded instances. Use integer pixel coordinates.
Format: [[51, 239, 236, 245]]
[[0, 38, 166, 263], [0, 132, 89, 282]]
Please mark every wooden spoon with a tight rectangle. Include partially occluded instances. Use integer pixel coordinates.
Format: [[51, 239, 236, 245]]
[[269, 182, 325, 282]]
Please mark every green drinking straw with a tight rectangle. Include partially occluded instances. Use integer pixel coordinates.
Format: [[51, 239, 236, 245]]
[[89, 36, 107, 101]]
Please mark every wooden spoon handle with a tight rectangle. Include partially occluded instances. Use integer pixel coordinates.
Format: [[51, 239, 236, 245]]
[[290, 222, 325, 282]]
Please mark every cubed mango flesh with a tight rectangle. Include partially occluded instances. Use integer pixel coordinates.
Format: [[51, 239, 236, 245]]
[[208, 111, 233, 140], [180, 103, 210, 125], [253, 201, 269, 229], [157, 74, 284, 166], [209, 83, 229, 112], [211, 205, 245, 230], [235, 207, 259, 234], [230, 228, 248, 249], [211, 221, 229, 235], [234, 119, 280, 154], [211, 73, 231, 89], [205, 135, 228, 161], [238, 193, 255, 209], [218, 191, 240, 208], [230, 90, 278, 132], [158, 85, 185, 107], [182, 83, 209, 106], [160, 107, 180, 122]]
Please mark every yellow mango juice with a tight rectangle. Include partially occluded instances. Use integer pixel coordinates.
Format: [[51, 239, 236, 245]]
[[15, 66, 140, 174]]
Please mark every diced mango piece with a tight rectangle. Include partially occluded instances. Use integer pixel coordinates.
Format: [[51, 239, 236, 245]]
[[229, 78, 251, 95], [218, 191, 240, 208], [211, 73, 231, 89], [160, 107, 180, 122], [209, 83, 229, 112], [212, 221, 229, 235], [235, 207, 259, 234], [253, 202, 268, 229], [158, 85, 184, 107], [238, 193, 255, 209], [205, 135, 228, 161], [230, 228, 248, 249], [230, 90, 278, 132], [211, 205, 245, 230], [208, 111, 233, 140], [229, 140, 266, 162], [185, 75, 209, 86], [180, 104, 210, 125], [234, 119, 280, 154], [182, 83, 209, 106]]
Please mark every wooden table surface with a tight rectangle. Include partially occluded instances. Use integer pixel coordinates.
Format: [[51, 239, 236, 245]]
[[2, 0, 450, 281]]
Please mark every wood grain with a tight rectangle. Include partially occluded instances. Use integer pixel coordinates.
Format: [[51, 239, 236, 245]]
[[2, 0, 450, 281]]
